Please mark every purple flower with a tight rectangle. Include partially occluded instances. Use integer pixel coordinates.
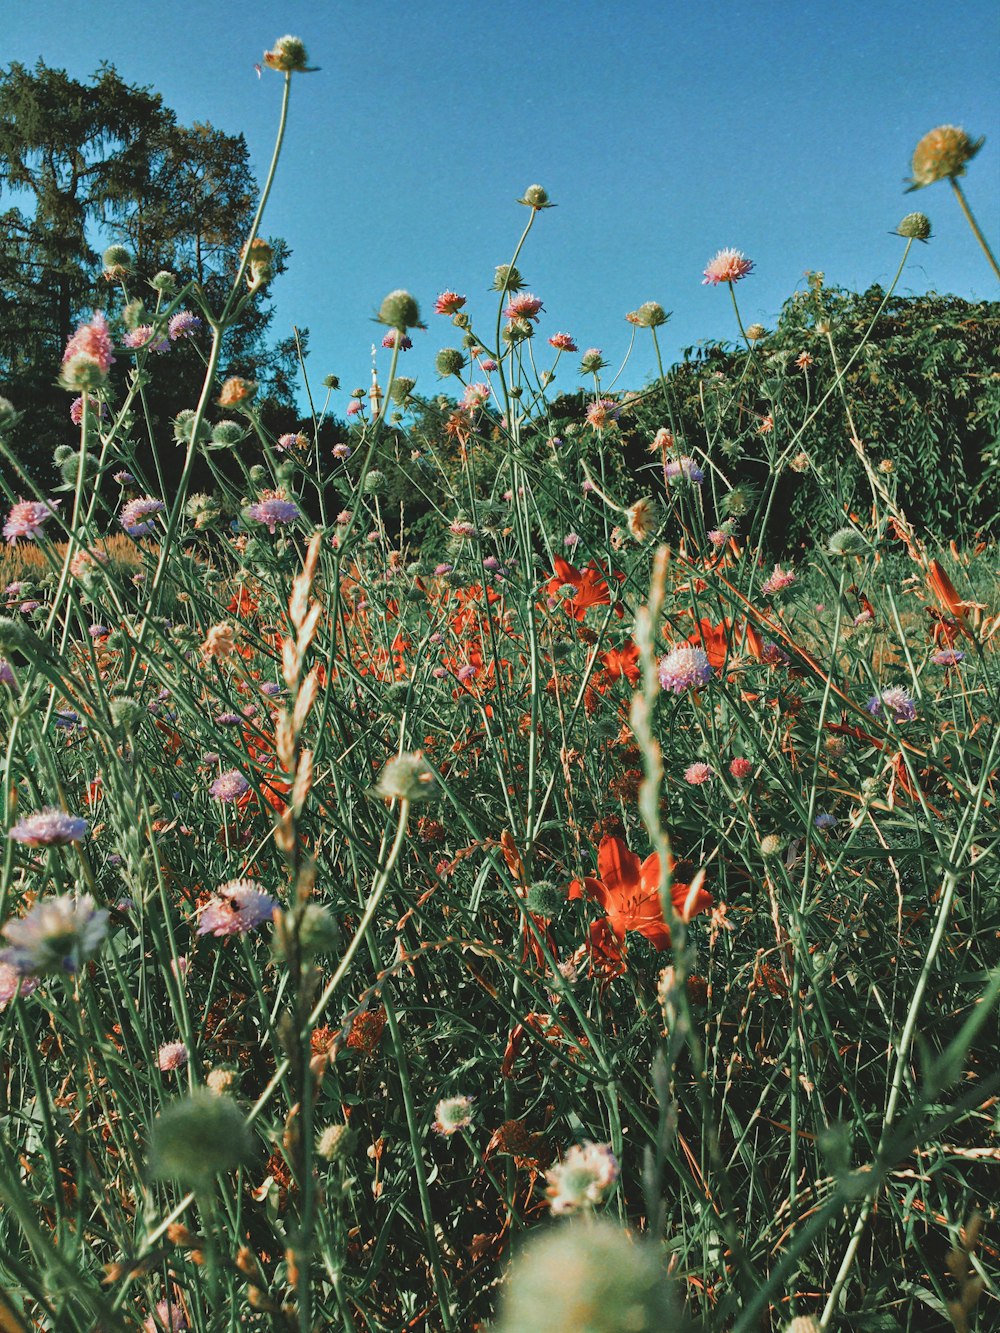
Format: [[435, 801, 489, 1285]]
[[931, 649, 965, 666], [214, 712, 242, 726], [120, 497, 165, 537], [245, 497, 299, 533], [814, 812, 838, 831], [658, 645, 713, 694], [197, 880, 277, 938], [209, 770, 249, 803], [867, 686, 917, 724], [168, 311, 202, 341], [1, 893, 108, 975], [0, 660, 16, 689], [8, 808, 88, 847], [113, 471, 136, 486], [125, 325, 170, 354], [664, 457, 704, 485]]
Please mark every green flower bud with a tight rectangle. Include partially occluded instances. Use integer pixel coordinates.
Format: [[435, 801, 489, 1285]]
[[362, 469, 385, 494], [212, 420, 246, 446], [322, 374, 340, 390], [248, 464, 267, 486], [518, 184, 553, 209], [316, 1122, 355, 1162], [109, 697, 144, 731], [895, 212, 932, 241], [173, 410, 211, 445], [375, 752, 436, 803], [274, 903, 339, 961], [525, 881, 567, 917], [378, 290, 422, 333], [629, 301, 670, 328], [745, 323, 768, 341], [102, 245, 132, 278], [389, 376, 416, 405], [492, 264, 524, 294], [149, 1091, 253, 1188], [828, 526, 867, 557], [59, 354, 107, 394], [435, 348, 467, 378], [151, 270, 177, 294]]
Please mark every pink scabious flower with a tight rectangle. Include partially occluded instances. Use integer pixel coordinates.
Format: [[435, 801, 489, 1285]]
[[585, 398, 621, 430], [867, 686, 917, 724], [61, 311, 115, 375], [0, 962, 39, 1008], [548, 332, 578, 352], [729, 757, 752, 780], [546, 1141, 620, 1216], [0, 893, 107, 976], [197, 879, 277, 937], [434, 291, 466, 315], [168, 310, 202, 340], [664, 456, 704, 485], [332, 443, 351, 461], [707, 529, 728, 548], [157, 1041, 188, 1071], [455, 664, 477, 683], [448, 520, 477, 539], [762, 564, 796, 595], [479, 357, 498, 372], [381, 330, 413, 350], [684, 762, 714, 785], [346, 399, 363, 416], [658, 645, 713, 694], [433, 1094, 474, 1135], [462, 382, 491, 410], [143, 1299, 188, 1333], [8, 807, 88, 847], [120, 496, 165, 537], [931, 648, 965, 666], [69, 396, 108, 426], [702, 249, 754, 285], [246, 494, 300, 533], [4, 499, 58, 544], [209, 770, 250, 803], [503, 293, 544, 322], [125, 325, 170, 353]]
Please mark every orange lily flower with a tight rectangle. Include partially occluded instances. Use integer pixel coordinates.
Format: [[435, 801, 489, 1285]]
[[546, 557, 624, 621], [571, 835, 712, 952]]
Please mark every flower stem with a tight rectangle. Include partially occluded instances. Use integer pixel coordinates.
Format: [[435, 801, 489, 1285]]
[[949, 177, 1000, 282]]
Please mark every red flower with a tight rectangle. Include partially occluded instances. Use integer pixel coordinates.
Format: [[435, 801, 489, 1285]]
[[686, 617, 763, 670], [600, 640, 640, 685], [571, 835, 712, 953], [546, 556, 623, 621]]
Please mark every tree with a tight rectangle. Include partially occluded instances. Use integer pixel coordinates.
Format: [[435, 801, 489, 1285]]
[[0, 60, 299, 487]]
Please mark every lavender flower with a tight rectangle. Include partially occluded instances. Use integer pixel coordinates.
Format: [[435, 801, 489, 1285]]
[[0, 961, 40, 1008], [168, 311, 202, 340], [867, 686, 917, 724], [245, 496, 299, 533], [197, 880, 277, 938], [658, 645, 713, 694], [0, 893, 108, 975], [8, 808, 88, 847], [209, 770, 249, 803], [120, 497, 165, 538], [664, 456, 705, 485]]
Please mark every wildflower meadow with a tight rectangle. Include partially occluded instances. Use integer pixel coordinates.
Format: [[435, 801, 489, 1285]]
[[1, 31, 999, 1333]]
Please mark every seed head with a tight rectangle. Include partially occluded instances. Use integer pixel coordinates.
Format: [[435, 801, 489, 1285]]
[[377, 290, 423, 333], [907, 125, 983, 190], [375, 752, 436, 803], [895, 211, 932, 241]]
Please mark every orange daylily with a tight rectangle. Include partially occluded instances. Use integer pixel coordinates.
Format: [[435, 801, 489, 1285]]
[[546, 557, 624, 621], [686, 617, 763, 670], [599, 640, 640, 685], [571, 835, 712, 953], [926, 560, 975, 640]]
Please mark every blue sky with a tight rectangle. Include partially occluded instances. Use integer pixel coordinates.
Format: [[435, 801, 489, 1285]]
[[4, 1, 999, 414]]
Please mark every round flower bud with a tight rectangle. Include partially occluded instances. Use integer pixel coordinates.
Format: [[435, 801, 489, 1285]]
[[263, 35, 311, 73], [435, 348, 466, 378], [375, 752, 436, 803], [908, 125, 983, 189], [211, 420, 246, 446], [389, 376, 416, 404], [525, 880, 567, 918], [151, 270, 177, 293], [110, 697, 144, 731], [149, 1091, 252, 1187], [629, 300, 670, 328], [362, 469, 386, 494], [172, 410, 211, 445], [102, 245, 132, 279], [518, 183, 551, 208], [494, 1220, 680, 1333], [274, 903, 339, 961], [248, 464, 268, 487], [492, 264, 524, 293], [378, 290, 422, 333], [828, 526, 867, 557], [760, 834, 783, 857], [322, 374, 340, 390], [59, 354, 107, 394], [316, 1123, 355, 1163], [579, 348, 608, 375], [205, 1066, 239, 1096], [895, 212, 932, 241]]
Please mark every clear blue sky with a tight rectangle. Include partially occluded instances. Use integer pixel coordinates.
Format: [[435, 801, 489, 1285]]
[[4, 1, 999, 415]]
